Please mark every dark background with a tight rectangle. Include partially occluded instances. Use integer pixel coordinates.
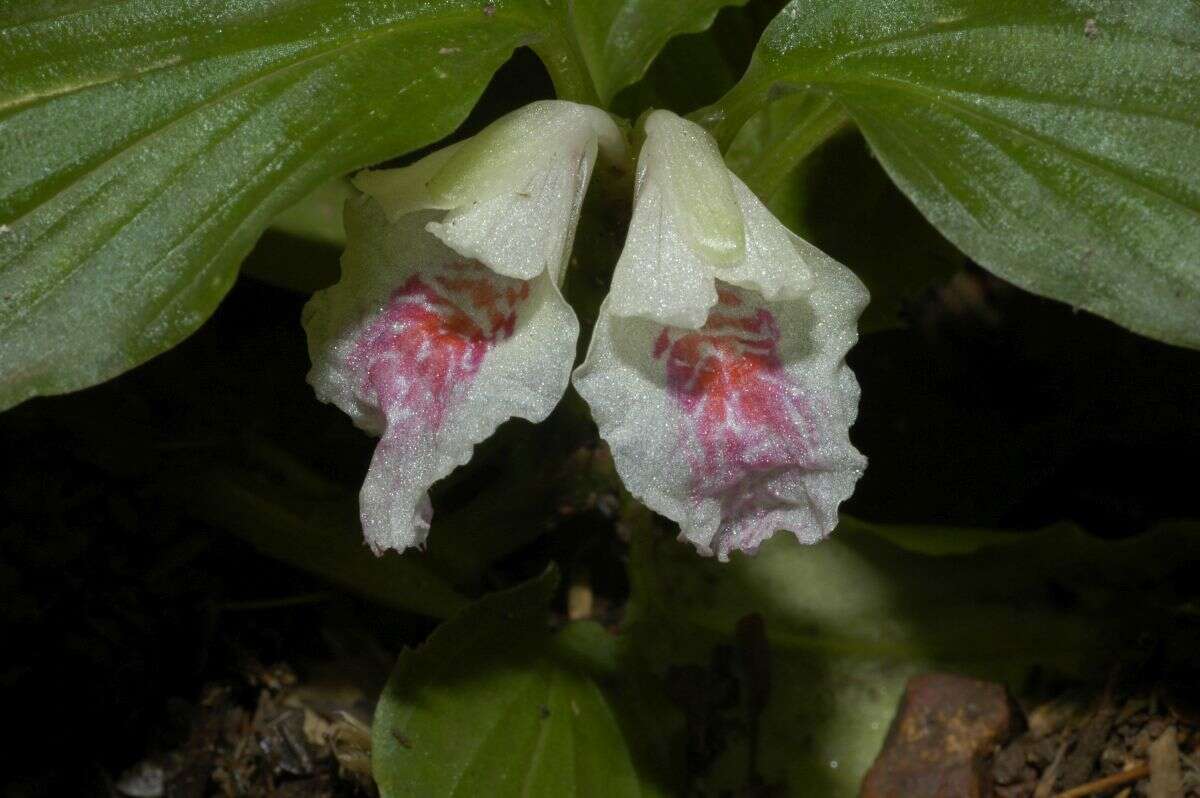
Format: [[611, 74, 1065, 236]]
[[3, 7, 1198, 794]]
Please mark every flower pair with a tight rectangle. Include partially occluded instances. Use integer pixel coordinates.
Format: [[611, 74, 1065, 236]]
[[303, 101, 867, 561]]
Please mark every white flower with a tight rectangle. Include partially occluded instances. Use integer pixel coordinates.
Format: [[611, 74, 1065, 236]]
[[573, 110, 868, 560], [304, 101, 627, 554]]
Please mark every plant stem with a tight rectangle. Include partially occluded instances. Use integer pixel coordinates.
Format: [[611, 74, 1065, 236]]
[[1054, 763, 1149, 798], [690, 78, 773, 150], [533, 34, 601, 107]]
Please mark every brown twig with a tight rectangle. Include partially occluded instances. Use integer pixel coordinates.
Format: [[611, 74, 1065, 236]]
[[1053, 763, 1150, 798], [1035, 740, 1069, 798]]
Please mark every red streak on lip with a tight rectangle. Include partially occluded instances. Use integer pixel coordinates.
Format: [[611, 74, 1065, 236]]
[[350, 260, 530, 433], [654, 287, 818, 545]]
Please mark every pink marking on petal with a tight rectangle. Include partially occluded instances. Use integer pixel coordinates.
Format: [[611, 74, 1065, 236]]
[[654, 286, 819, 552], [652, 328, 671, 359], [346, 259, 531, 552], [350, 260, 529, 435]]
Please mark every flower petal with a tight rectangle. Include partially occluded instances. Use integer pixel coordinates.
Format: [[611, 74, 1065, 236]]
[[424, 146, 588, 282], [351, 143, 463, 221], [305, 101, 626, 554], [576, 270, 866, 559], [426, 100, 626, 208], [637, 109, 744, 264], [305, 199, 578, 554], [605, 171, 721, 328], [606, 110, 814, 330], [356, 101, 626, 282], [575, 108, 867, 559], [720, 178, 816, 301]]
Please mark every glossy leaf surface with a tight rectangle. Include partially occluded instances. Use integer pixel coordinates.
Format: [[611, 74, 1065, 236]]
[[703, 0, 1200, 347], [373, 569, 668, 797]]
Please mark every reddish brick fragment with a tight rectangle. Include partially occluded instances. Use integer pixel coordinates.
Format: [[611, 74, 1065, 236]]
[[861, 673, 1024, 798]]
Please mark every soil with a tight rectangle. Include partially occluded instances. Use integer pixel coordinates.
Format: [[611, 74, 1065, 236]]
[[862, 671, 1200, 798], [993, 688, 1200, 798]]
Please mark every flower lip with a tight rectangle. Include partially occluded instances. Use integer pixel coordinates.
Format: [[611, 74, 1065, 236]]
[[573, 108, 868, 560], [575, 276, 866, 561], [347, 248, 537, 554], [304, 100, 623, 555]]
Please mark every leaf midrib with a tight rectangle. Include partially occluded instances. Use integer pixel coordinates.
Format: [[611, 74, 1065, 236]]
[[446, 669, 544, 797], [518, 667, 558, 798], [754, 12, 1198, 126], [810, 14, 1073, 71]]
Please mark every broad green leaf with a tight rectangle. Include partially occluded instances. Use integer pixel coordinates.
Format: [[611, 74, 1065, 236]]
[[0, 1, 546, 412], [610, 0, 791, 119], [844, 517, 1025, 556], [610, 22, 745, 120], [626, 517, 1200, 796], [373, 568, 671, 797], [728, 114, 965, 333], [571, 0, 749, 106], [700, 0, 1200, 348]]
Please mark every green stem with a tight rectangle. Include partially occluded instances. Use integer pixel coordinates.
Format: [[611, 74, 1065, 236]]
[[690, 78, 774, 151], [532, 33, 601, 107], [739, 93, 851, 199], [768, 95, 850, 165]]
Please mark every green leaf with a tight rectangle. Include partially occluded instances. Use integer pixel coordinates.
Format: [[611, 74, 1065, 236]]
[[700, 0, 1200, 347], [609, 0, 791, 119], [626, 517, 1200, 795], [728, 118, 965, 333], [0, 1, 545, 412], [373, 568, 671, 797], [571, 0, 749, 106]]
